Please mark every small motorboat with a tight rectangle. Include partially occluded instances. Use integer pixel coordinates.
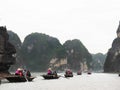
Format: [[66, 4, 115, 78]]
[[41, 74, 60, 79], [5, 74, 35, 82]]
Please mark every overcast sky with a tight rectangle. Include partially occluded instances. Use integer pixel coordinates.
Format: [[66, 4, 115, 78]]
[[0, 0, 120, 54]]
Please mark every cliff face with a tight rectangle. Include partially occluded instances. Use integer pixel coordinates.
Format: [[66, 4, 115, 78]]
[[0, 27, 16, 73], [20, 33, 65, 71], [104, 22, 120, 72], [63, 39, 93, 71], [7, 31, 22, 71]]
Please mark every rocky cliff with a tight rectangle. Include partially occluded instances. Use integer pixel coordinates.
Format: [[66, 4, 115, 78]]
[[63, 39, 92, 71], [0, 26, 16, 73], [20, 33, 65, 71], [104, 22, 120, 72], [7, 31, 22, 71]]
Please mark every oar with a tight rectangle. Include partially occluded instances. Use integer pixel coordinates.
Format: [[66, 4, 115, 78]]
[[23, 70, 28, 82], [24, 75, 28, 82]]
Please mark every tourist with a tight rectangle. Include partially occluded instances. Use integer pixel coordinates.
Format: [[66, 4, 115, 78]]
[[47, 68, 53, 75], [15, 68, 24, 76]]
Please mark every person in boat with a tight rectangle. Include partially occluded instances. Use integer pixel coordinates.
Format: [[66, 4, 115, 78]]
[[53, 71, 57, 77], [23, 69, 31, 77], [47, 68, 53, 75], [26, 70, 31, 77], [65, 69, 72, 75], [65, 69, 68, 75], [15, 68, 24, 76]]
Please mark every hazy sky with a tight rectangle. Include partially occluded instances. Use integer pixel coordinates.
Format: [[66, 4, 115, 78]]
[[0, 0, 120, 54]]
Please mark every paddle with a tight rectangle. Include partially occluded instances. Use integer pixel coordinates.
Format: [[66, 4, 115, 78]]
[[23, 70, 28, 82], [24, 75, 28, 82]]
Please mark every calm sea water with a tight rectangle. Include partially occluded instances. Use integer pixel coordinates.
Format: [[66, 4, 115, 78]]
[[0, 73, 120, 90]]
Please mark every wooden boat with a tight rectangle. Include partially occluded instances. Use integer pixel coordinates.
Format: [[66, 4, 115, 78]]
[[5, 74, 35, 82], [77, 72, 82, 75], [64, 69, 73, 77], [118, 74, 120, 77], [87, 72, 92, 75], [42, 74, 60, 79], [64, 74, 73, 77]]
